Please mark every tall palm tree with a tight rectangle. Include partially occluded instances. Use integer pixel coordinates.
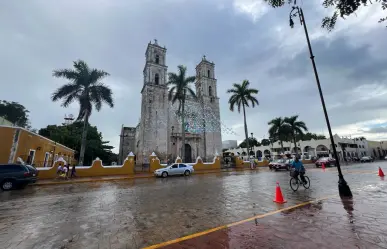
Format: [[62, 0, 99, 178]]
[[268, 117, 289, 153], [227, 80, 259, 156], [284, 115, 308, 156], [167, 65, 196, 162], [52, 60, 114, 165]]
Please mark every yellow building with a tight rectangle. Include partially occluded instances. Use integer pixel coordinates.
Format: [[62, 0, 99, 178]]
[[0, 125, 76, 167]]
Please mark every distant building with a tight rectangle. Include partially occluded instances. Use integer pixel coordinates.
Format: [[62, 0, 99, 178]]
[[118, 126, 136, 164], [367, 140, 387, 159], [222, 140, 237, 150], [0, 125, 75, 166], [226, 134, 369, 161]]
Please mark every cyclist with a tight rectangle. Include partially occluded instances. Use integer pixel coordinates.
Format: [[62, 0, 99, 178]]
[[291, 157, 307, 184]]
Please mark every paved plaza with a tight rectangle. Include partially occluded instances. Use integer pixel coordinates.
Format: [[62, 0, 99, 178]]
[[0, 162, 386, 249]]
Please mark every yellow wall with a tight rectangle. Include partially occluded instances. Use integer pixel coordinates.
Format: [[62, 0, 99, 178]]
[[0, 126, 75, 166], [37, 155, 135, 179], [0, 126, 15, 164], [150, 155, 221, 172]]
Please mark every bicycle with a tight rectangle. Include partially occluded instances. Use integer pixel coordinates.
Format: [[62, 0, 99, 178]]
[[289, 169, 310, 191]]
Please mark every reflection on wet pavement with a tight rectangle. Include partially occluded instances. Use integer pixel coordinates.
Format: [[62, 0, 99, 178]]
[[163, 186, 387, 249], [0, 162, 386, 249]]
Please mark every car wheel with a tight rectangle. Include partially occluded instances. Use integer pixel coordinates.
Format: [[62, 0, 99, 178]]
[[162, 172, 168, 178], [1, 180, 14, 191], [184, 170, 190, 176]]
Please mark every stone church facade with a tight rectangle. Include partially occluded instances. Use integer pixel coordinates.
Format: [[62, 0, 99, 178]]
[[120, 40, 222, 165]]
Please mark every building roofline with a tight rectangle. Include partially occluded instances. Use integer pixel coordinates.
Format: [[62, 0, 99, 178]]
[[0, 125, 76, 152]]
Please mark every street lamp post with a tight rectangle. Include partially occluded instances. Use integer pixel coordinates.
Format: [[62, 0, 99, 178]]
[[250, 132, 254, 157], [289, 6, 352, 197]]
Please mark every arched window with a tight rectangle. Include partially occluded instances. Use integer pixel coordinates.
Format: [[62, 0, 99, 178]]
[[155, 55, 160, 64], [208, 86, 212, 96], [155, 74, 159, 85], [207, 70, 210, 78]]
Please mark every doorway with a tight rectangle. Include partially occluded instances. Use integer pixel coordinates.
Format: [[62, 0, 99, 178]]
[[43, 152, 50, 167], [185, 144, 192, 163], [27, 150, 36, 165]]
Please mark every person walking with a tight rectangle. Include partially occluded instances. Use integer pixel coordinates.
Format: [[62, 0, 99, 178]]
[[70, 164, 77, 178]]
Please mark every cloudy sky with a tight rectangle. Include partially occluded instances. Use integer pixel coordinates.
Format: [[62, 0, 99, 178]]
[[1, 0, 387, 153]]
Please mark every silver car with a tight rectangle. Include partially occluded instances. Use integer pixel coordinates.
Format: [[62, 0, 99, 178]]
[[154, 163, 194, 178]]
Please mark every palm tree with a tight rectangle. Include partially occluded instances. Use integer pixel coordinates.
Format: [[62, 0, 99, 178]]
[[284, 115, 308, 156], [167, 65, 196, 162], [227, 80, 259, 155], [268, 117, 289, 153], [52, 60, 114, 165]]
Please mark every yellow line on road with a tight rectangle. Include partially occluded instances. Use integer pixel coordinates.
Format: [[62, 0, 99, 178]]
[[143, 194, 336, 249]]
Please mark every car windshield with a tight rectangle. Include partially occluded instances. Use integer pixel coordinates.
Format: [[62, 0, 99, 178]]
[[277, 159, 285, 163]]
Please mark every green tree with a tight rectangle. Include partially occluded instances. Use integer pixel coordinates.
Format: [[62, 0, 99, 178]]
[[239, 137, 260, 148], [264, 0, 386, 31], [268, 117, 290, 153], [0, 100, 30, 127], [284, 115, 308, 155], [296, 132, 326, 141], [261, 138, 271, 146], [227, 80, 259, 156], [39, 122, 117, 165], [167, 65, 196, 162], [52, 60, 114, 165]]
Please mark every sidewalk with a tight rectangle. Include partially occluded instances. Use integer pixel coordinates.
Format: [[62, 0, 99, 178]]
[[152, 187, 387, 249], [33, 167, 264, 186]]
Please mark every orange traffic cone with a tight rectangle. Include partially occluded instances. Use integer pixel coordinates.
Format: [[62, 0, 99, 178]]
[[322, 163, 326, 171], [273, 182, 287, 204], [378, 167, 385, 177]]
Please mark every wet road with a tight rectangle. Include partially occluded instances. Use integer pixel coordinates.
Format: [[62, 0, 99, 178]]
[[0, 162, 386, 249]]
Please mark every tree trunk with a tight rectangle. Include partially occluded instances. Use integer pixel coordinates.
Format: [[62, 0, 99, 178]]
[[293, 136, 298, 156], [242, 104, 249, 158], [181, 98, 186, 162], [78, 110, 89, 166], [280, 140, 284, 153]]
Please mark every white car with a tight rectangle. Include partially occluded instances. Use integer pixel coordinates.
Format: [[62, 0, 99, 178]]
[[154, 163, 194, 178]]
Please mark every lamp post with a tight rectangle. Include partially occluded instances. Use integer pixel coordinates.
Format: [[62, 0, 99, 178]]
[[250, 132, 254, 157], [289, 6, 352, 197]]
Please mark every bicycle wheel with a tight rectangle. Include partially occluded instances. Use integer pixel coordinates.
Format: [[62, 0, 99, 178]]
[[289, 177, 299, 191], [302, 176, 310, 189]]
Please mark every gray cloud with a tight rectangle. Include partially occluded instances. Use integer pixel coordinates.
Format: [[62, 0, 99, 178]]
[[1, 0, 387, 153]]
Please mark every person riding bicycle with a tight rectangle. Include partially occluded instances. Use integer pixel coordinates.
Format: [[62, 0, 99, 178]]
[[291, 157, 307, 184]]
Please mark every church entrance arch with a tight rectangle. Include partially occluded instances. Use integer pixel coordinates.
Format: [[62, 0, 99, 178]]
[[185, 144, 192, 163]]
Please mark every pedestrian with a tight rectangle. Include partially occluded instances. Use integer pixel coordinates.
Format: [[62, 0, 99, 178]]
[[66, 164, 70, 177], [56, 164, 63, 177], [70, 164, 77, 178]]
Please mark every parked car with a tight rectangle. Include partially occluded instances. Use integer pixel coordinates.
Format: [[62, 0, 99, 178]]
[[385, 156, 387, 160], [0, 164, 37, 190], [269, 159, 291, 171], [360, 156, 374, 163], [154, 163, 194, 178], [315, 157, 336, 167], [352, 157, 360, 162]]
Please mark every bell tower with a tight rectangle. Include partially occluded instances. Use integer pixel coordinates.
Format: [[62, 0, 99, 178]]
[[138, 39, 169, 164], [143, 39, 167, 86], [195, 56, 222, 160]]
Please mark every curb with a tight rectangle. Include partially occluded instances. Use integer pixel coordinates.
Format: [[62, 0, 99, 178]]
[[32, 167, 269, 186]]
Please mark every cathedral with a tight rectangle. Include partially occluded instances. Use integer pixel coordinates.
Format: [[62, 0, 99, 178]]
[[119, 40, 222, 165]]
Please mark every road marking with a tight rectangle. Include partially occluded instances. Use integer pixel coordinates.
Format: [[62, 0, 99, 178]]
[[142, 194, 337, 249]]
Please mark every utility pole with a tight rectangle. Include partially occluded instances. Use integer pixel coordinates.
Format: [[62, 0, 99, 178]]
[[289, 6, 352, 197]]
